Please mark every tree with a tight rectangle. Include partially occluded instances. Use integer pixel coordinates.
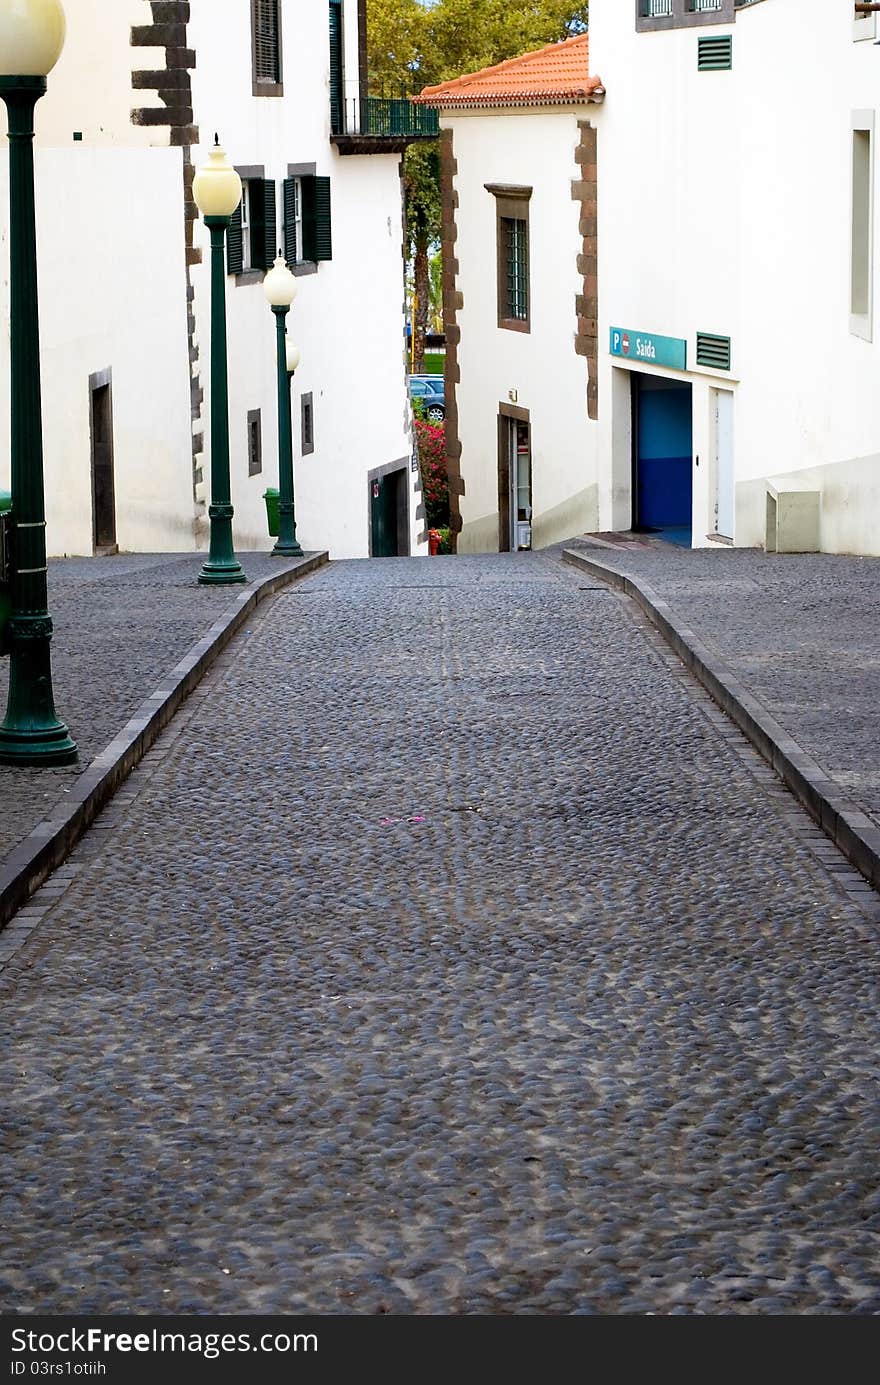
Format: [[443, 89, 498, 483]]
[[368, 0, 590, 369]]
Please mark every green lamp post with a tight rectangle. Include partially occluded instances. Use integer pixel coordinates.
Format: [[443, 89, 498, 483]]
[[264, 255, 303, 557], [192, 138, 246, 586], [0, 0, 76, 766]]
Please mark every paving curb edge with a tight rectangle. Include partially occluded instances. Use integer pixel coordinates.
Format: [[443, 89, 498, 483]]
[[0, 552, 329, 931], [562, 547, 880, 892]]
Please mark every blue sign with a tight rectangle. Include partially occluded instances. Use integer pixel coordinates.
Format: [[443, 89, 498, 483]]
[[610, 327, 687, 372]]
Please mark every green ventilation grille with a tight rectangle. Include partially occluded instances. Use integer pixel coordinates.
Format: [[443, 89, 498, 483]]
[[698, 35, 733, 71], [696, 333, 732, 370]]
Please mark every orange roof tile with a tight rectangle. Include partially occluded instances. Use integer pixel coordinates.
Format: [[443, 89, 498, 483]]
[[413, 33, 604, 110]]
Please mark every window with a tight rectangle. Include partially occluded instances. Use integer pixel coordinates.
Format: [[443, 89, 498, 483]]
[[636, 0, 737, 31], [227, 172, 276, 277], [851, 113, 874, 340], [247, 409, 262, 476], [252, 0, 283, 96], [301, 393, 314, 456], [502, 218, 529, 322], [486, 185, 532, 333], [283, 176, 303, 264]]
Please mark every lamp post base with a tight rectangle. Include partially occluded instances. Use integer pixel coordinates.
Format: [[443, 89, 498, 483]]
[[0, 622, 77, 766], [198, 502, 246, 585], [272, 539, 304, 557], [198, 559, 247, 586], [0, 722, 78, 767]]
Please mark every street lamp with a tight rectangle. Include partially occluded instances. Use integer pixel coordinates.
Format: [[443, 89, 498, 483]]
[[264, 255, 303, 557], [0, 0, 76, 765], [192, 137, 246, 585]]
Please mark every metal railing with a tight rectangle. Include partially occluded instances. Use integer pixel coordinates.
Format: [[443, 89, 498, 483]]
[[334, 96, 439, 140]]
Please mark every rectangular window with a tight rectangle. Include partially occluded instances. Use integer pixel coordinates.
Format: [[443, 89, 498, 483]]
[[502, 218, 529, 322], [487, 184, 532, 333], [247, 409, 262, 477], [301, 393, 315, 456], [851, 113, 874, 339], [636, 0, 735, 31], [283, 176, 303, 264], [252, 0, 283, 96]]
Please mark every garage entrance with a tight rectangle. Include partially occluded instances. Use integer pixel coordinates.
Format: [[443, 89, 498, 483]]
[[632, 373, 693, 546]]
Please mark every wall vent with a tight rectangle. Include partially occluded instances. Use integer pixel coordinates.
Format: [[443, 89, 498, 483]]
[[698, 35, 733, 70], [696, 332, 732, 370]]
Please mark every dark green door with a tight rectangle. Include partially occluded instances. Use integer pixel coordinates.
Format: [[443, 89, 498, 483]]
[[370, 472, 403, 557]]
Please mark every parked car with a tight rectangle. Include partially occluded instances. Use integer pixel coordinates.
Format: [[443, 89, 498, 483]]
[[409, 375, 445, 422]]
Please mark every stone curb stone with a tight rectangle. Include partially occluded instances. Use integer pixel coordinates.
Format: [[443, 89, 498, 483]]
[[562, 547, 880, 893], [0, 551, 328, 931]]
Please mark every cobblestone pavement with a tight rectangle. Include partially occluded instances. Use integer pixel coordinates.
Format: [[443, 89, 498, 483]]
[[2, 552, 879, 1316], [562, 536, 880, 833], [0, 553, 298, 863]]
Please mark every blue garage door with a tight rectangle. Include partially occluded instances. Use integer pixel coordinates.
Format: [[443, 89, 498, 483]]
[[636, 375, 693, 543]]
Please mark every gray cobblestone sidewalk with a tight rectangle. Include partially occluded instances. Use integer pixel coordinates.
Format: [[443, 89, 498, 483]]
[[562, 536, 880, 832], [0, 553, 306, 865], [1, 553, 878, 1315]]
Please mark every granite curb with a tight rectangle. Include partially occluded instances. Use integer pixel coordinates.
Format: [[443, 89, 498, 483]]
[[0, 551, 328, 931], [562, 547, 880, 892]]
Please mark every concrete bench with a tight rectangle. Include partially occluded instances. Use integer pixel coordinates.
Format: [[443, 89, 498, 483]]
[[765, 477, 820, 553]]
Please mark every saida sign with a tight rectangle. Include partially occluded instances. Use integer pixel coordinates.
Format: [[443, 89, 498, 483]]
[[610, 327, 687, 371]]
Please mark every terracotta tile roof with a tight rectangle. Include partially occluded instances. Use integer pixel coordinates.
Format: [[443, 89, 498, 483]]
[[413, 33, 604, 110]]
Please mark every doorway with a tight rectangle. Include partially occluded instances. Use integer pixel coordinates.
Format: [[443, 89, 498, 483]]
[[369, 466, 409, 557], [497, 411, 532, 551], [714, 389, 735, 540], [632, 373, 693, 546], [89, 370, 117, 554]]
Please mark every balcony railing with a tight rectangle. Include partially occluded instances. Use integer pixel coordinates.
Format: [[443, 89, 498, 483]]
[[333, 96, 439, 141]]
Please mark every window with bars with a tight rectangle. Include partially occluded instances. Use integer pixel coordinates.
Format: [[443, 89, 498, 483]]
[[252, 0, 283, 96], [247, 409, 263, 476], [487, 185, 532, 333], [502, 218, 529, 322]]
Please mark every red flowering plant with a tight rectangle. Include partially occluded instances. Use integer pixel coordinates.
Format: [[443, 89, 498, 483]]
[[414, 417, 449, 529]]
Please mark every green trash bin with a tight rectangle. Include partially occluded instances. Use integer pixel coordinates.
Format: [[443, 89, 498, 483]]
[[263, 487, 280, 538], [0, 490, 11, 657]]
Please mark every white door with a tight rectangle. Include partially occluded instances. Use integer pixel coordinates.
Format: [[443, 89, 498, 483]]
[[715, 390, 734, 540], [510, 420, 532, 550]]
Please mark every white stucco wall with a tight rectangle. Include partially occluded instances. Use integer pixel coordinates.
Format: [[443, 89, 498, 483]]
[[590, 0, 880, 553], [0, 147, 195, 555], [187, 0, 416, 560], [4, 0, 166, 149], [0, 1, 418, 560], [446, 108, 597, 553]]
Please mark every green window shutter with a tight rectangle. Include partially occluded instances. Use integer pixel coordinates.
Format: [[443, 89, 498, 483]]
[[283, 177, 298, 264], [227, 202, 244, 275], [329, 0, 343, 134], [301, 175, 332, 262], [260, 178, 277, 269]]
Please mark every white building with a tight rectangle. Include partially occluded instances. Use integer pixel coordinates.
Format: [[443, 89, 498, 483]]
[[0, 0, 431, 559], [416, 35, 606, 553], [423, 1, 880, 556]]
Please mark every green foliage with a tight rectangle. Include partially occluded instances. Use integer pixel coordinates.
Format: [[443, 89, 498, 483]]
[[368, 0, 590, 92], [370, 1, 591, 312]]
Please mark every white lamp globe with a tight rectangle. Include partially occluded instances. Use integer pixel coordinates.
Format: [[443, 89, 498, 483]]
[[192, 139, 242, 218], [285, 340, 301, 373], [264, 255, 297, 308], [0, 0, 66, 77]]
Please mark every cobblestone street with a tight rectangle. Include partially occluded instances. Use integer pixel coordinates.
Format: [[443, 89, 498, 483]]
[[2, 552, 879, 1315]]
